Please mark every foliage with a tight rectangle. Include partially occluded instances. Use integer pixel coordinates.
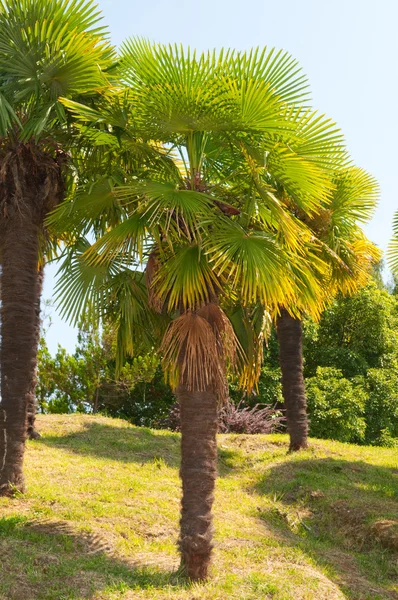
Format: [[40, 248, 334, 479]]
[[219, 402, 284, 434], [304, 282, 398, 378], [48, 39, 352, 401], [37, 321, 175, 426], [101, 365, 175, 427], [364, 369, 398, 447], [37, 340, 90, 414], [158, 400, 284, 434], [0, 0, 113, 143], [306, 367, 367, 444], [255, 366, 284, 407]]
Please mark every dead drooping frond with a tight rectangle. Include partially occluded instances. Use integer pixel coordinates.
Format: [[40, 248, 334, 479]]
[[162, 310, 229, 401], [197, 302, 239, 370]]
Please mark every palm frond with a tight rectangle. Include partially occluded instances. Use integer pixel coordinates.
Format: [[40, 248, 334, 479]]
[[331, 166, 379, 226], [206, 220, 294, 307], [151, 244, 221, 312], [387, 210, 398, 275]]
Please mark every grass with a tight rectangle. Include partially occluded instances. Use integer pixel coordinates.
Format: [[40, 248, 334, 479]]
[[0, 414, 397, 600]]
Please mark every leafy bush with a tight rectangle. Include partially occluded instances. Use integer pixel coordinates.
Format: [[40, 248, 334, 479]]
[[304, 283, 398, 378], [103, 365, 175, 427], [306, 367, 367, 444], [364, 369, 398, 446], [256, 367, 283, 406], [158, 400, 284, 434]]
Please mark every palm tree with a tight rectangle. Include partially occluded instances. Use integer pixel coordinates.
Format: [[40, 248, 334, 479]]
[[50, 40, 344, 579], [276, 166, 380, 451], [0, 0, 113, 495]]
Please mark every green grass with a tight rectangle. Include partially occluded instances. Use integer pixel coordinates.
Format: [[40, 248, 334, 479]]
[[0, 414, 397, 600]]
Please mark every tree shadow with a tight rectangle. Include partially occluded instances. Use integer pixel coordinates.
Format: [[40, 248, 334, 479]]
[[36, 421, 181, 468], [36, 419, 254, 478], [0, 515, 184, 600], [254, 457, 398, 599]]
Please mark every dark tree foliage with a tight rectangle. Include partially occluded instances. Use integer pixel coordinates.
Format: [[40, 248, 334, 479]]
[[37, 280, 398, 447], [304, 282, 398, 378]]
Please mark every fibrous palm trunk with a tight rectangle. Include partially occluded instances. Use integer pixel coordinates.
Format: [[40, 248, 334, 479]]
[[0, 219, 41, 493], [177, 384, 218, 581], [0, 143, 64, 495], [27, 265, 44, 440], [276, 308, 309, 452]]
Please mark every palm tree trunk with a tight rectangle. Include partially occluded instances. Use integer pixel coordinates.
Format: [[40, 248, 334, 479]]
[[276, 308, 309, 452], [0, 219, 40, 494], [177, 384, 218, 581], [27, 265, 44, 440]]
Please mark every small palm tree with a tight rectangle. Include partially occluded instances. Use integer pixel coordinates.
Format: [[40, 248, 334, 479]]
[[0, 0, 113, 495], [50, 40, 346, 579], [276, 166, 380, 451]]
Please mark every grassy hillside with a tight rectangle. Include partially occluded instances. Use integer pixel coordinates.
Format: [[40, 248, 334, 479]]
[[0, 415, 397, 600]]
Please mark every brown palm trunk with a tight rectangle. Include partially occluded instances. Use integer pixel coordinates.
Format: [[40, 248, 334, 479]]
[[0, 219, 41, 494], [276, 308, 309, 452], [27, 265, 44, 440], [177, 384, 218, 581]]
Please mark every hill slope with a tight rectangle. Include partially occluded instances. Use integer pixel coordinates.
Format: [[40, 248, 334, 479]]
[[0, 414, 397, 600]]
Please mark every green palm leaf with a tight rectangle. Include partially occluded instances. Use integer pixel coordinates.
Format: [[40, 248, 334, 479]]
[[387, 211, 398, 274]]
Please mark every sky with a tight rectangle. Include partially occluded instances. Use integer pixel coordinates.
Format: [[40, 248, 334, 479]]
[[43, 0, 398, 354]]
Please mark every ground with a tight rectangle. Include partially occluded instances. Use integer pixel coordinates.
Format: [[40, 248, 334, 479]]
[[0, 414, 397, 600]]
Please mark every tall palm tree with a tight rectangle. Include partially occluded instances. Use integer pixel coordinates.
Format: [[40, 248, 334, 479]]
[[50, 41, 344, 579], [276, 166, 380, 451], [0, 0, 113, 495]]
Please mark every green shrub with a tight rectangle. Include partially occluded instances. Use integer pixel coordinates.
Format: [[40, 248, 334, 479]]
[[364, 369, 398, 446], [256, 366, 283, 406], [306, 367, 367, 444]]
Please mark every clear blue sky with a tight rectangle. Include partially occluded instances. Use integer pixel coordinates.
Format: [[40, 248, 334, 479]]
[[43, 0, 398, 353]]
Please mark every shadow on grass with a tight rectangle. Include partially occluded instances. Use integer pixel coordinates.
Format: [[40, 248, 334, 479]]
[[0, 515, 184, 600], [36, 421, 182, 468], [254, 457, 398, 600], [36, 420, 258, 477]]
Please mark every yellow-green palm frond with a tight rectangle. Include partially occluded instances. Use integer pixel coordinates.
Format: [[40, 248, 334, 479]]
[[0, 0, 114, 139], [331, 166, 379, 227], [54, 237, 121, 325], [387, 210, 398, 275], [53, 237, 165, 371], [47, 179, 124, 238], [282, 244, 330, 320], [227, 303, 271, 393], [206, 220, 295, 308], [219, 46, 310, 106], [285, 107, 349, 171], [150, 244, 222, 313], [119, 39, 231, 135], [115, 181, 215, 240], [118, 39, 312, 138], [326, 235, 381, 296]]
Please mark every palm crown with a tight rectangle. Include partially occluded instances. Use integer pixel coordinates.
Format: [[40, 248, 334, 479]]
[[49, 40, 350, 391], [0, 0, 113, 141]]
